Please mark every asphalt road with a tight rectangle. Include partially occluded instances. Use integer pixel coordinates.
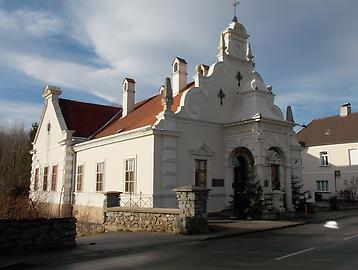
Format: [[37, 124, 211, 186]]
[[41, 216, 358, 270]]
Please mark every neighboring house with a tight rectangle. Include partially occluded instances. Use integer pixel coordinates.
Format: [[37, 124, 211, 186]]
[[30, 19, 302, 222], [297, 103, 358, 202]]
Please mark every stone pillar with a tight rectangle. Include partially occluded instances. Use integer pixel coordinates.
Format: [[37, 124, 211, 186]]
[[173, 185, 210, 234], [104, 192, 122, 208]]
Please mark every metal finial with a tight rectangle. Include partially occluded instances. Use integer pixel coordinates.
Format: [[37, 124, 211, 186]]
[[233, 0, 240, 22]]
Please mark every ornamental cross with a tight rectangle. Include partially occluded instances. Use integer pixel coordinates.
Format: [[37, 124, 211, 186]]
[[217, 89, 226, 106], [233, 0, 240, 22], [236, 69, 243, 87]]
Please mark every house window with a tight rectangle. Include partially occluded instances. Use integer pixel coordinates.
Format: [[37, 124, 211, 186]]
[[125, 158, 135, 193], [51, 165, 58, 191], [195, 159, 207, 188], [77, 165, 84, 192], [96, 162, 104, 192], [349, 149, 358, 165], [316, 180, 329, 192], [34, 168, 39, 190], [43, 166, 48, 191], [319, 151, 329, 166]]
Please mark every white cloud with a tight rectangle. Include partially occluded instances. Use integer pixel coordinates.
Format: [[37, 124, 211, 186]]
[[0, 100, 42, 127], [5, 53, 122, 103], [0, 8, 63, 38]]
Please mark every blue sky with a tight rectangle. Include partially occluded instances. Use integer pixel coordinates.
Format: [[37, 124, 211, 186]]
[[0, 0, 357, 128]]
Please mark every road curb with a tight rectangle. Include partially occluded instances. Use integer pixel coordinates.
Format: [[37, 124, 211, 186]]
[[201, 221, 307, 241], [304, 212, 358, 224]]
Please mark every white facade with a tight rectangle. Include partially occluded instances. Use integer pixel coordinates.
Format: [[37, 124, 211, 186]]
[[30, 86, 75, 215], [31, 20, 302, 222], [302, 142, 358, 202]]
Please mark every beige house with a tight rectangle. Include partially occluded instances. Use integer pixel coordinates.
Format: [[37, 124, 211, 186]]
[[298, 103, 358, 202], [30, 19, 302, 222]]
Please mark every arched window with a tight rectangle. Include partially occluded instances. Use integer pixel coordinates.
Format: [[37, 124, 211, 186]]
[[173, 62, 178, 73]]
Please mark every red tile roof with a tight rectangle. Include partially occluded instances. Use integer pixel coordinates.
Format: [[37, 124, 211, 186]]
[[94, 82, 194, 138], [58, 98, 121, 138], [297, 112, 358, 146]]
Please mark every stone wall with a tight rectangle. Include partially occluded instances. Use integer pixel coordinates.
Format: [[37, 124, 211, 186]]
[[104, 186, 210, 234], [104, 207, 180, 233], [76, 222, 105, 236], [0, 217, 76, 252]]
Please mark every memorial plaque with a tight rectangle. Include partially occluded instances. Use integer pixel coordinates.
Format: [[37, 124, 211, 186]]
[[212, 178, 224, 187]]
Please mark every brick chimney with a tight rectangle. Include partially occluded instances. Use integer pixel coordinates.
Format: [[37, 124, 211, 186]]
[[122, 78, 135, 118], [340, 103, 351, 117]]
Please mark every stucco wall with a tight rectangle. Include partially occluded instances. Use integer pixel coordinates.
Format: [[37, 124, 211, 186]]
[[74, 130, 155, 211], [152, 118, 225, 211], [31, 95, 69, 206]]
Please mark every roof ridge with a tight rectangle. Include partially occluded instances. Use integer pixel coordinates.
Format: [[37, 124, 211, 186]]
[[311, 111, 358, 122]]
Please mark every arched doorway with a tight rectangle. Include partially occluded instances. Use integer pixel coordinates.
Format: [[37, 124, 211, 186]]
[[231, 147, 254, 218]]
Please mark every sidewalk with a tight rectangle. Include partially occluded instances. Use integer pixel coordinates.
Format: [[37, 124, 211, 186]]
[[1, 209, 357, 269]]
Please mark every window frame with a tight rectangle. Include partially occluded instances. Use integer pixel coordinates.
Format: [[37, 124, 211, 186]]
[[316, 180, 330, 192], [124, 158, 136, 194], [76, 164, 84, 192], [43, 166, 49, 191], [34, 167, 40, 191], [96, 161, 105, 192], [348, 149, 358, 166], [51, 164, 58, 191], [195, 159, 207, 188], [319, 151, 329, 167]]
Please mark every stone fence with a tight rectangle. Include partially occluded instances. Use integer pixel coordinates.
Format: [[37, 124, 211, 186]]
[[0, 217, 76, 252], [104, 186, 210, 234], [105, 207, 180, 233]]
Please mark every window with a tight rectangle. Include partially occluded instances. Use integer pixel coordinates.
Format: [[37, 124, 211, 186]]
[[51, 165, 58, 191], [76, 165, 84, 192], [349, 149, 358, 165], [319, 151, 329, 166], [316, 180, 329, 192], [96, 162, 104, 192], [34, 168, 39, 190], [195, 159, 207, 188], [173, 62, 178, 72], [43, 166, 48, 191], [125, 159, 135, 193]]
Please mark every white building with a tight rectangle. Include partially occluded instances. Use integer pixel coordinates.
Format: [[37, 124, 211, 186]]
[[31, 19, 302, 222], [298, 103, 358, 202]]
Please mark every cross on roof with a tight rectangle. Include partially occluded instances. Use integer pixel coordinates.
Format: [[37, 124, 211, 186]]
[[233, 0, 240, 22]]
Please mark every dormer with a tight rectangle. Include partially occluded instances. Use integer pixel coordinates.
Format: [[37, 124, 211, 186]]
[[172, 57, 187, 96], [122, 78, 136, 118]]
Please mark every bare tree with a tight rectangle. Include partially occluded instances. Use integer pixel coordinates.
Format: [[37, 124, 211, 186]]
[[0, 123, 37, 218]]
